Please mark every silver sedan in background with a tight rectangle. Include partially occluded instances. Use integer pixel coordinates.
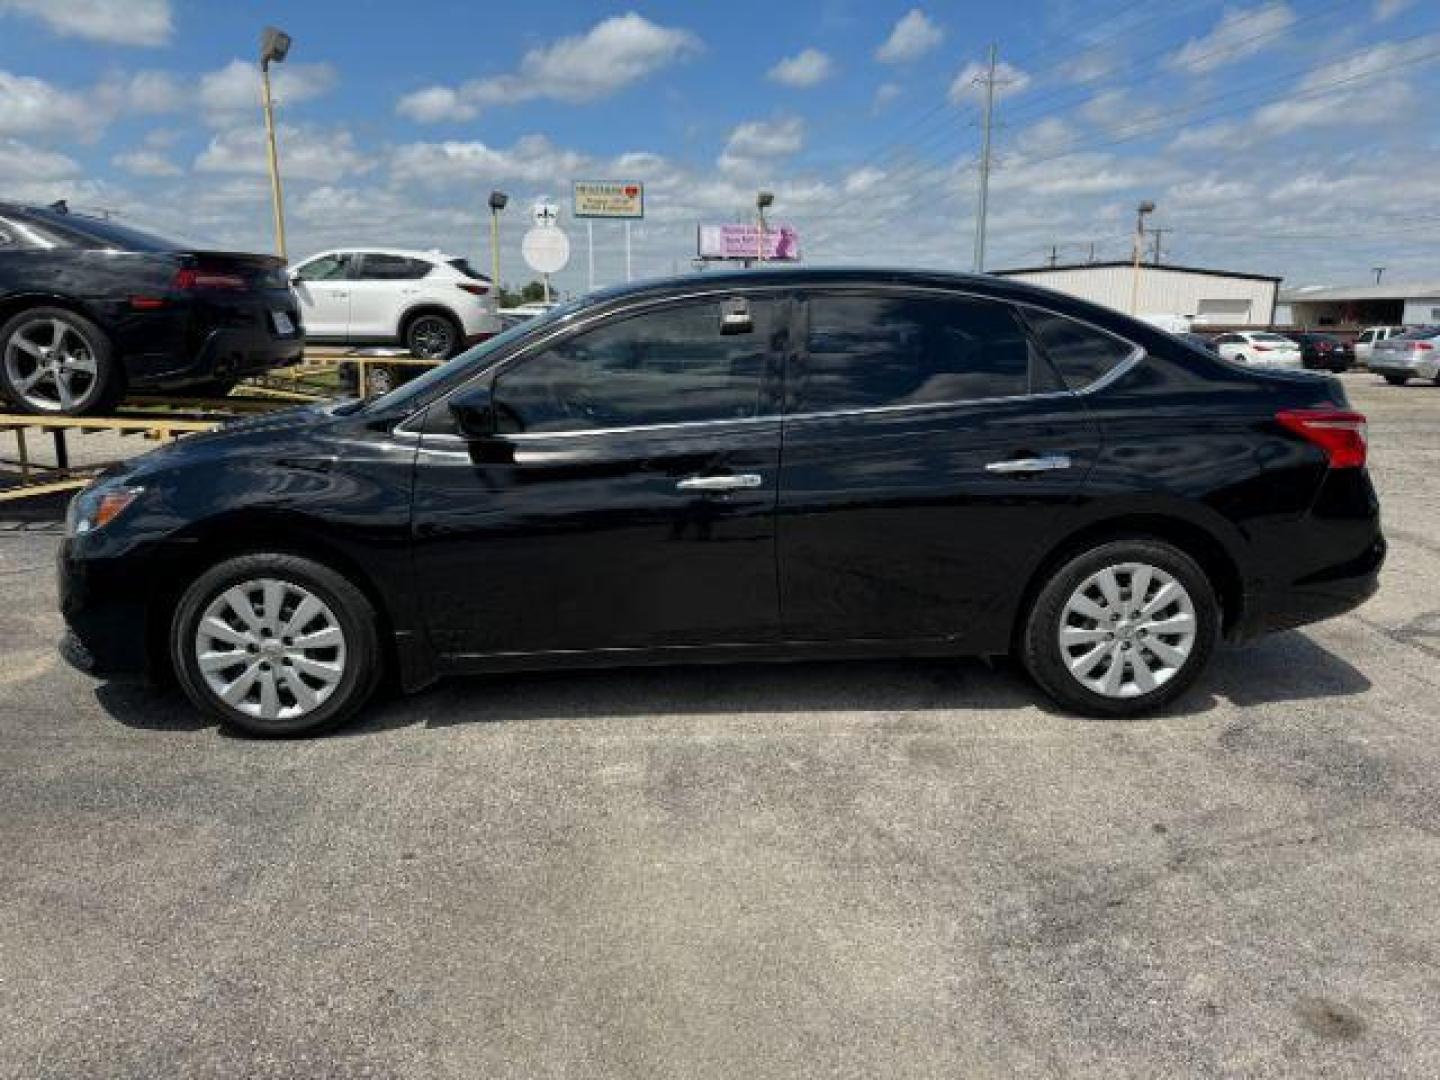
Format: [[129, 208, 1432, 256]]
[[1369, 326, 1440, 385]]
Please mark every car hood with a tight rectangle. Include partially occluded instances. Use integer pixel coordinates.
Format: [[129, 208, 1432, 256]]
[[115, 401, 359, 479]]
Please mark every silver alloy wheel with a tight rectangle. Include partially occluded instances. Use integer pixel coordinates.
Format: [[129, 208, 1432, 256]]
[[3, 316, 99, 412], [1058, 562, 1197, 699], [194, 577, 347, 723], [408, 316, 453, 359]]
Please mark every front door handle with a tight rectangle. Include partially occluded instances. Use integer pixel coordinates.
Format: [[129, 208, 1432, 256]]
[[984, 454, 1072, 474], [676, 473, 764, 492]]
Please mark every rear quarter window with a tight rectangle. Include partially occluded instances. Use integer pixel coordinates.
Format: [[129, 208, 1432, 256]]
[[1023, 309, 1136, 391]]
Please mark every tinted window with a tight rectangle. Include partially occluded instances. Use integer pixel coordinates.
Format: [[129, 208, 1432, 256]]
[[358, 254, 431, 280], [20, 209, 179, 251], [295, 254, 352, 281], [795, 293, 1052, 413], [493, 297, 780, 434], [1024, 309, 1135, 390], [1396, 326, 1440, 340], [448, 258, 489, 282]]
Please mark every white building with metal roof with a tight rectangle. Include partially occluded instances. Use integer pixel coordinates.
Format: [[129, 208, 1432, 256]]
[[994, 261, 1282, 328]]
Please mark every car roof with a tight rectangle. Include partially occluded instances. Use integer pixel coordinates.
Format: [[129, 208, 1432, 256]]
[[297, 247, 459, 263]]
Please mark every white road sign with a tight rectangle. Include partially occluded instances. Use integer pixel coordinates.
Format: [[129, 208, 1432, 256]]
[[522, 227, 570, 275]]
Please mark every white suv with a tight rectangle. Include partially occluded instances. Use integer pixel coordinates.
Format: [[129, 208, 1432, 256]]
[[289, 248, 501, 360]]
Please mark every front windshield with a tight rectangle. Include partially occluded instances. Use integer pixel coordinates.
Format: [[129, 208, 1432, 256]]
[[359, 293, 590, 414]]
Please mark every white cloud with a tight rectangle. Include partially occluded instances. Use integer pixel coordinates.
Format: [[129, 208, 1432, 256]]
[[0, 137, 81, 181], [396, 13, 700, 121], [112, 149, 182, 177], [199, 59, 337, 121], [1374, 0, 1415, 20], [1251, 36, 1437, 133], [195, 124, 372, 183], [843, 167, 886, 195], [1168, 120, 1245, 152], [948, 59, 1031, 105], [396, 86, 475, 124], [725, 118, 805, 158], [1166, 2, 1296, 75], [0, 69, 96, 138], [0, 0, 172, 46], [390, 134, 588, 187], [768, 47, 834, 88], [877, 9, 944, 63], [96, 70, 183, 115], [872, 82, 902, 111]]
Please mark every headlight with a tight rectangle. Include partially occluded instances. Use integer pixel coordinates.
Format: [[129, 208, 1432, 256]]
[[66, 484, 144, 538]]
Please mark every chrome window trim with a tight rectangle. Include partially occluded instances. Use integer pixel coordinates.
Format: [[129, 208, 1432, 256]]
[[395, 282, 1146, 444]]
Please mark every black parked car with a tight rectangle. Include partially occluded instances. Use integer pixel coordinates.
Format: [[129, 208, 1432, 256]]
[[1289, 331, 1355, 372], [59, 268, 1383, 735], [0, 201, 302, 415]]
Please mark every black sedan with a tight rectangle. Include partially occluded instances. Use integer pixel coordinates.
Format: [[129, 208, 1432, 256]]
[[0, 201, 302, 415], [58, 268, 1383, 735], [1289, 331, 1355, 372]]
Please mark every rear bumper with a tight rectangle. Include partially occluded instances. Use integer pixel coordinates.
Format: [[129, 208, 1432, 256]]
[[126, 326, 304, 389], [1236, 535, 1384, 639]]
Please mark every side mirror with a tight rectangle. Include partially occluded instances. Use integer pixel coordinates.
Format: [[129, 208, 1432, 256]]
[[448, 380, 498, 439]]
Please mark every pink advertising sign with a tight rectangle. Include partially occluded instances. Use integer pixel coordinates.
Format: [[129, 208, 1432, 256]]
[[697, 223, 801, 261]]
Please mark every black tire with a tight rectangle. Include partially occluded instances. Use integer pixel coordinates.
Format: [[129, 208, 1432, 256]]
[[403, 311, 462, 360], [170, 552, 383, 737], [1021, 537, 1220, 718], [1383, 374, 1408, 386], [0, 305, 121, 415]]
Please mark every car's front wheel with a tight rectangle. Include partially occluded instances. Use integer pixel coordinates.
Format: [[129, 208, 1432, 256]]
[[1383, 374, 1408, 386], [1021, 538, 1219, 717], [170, 553, 383, 736], [0, 306, 121, 415]]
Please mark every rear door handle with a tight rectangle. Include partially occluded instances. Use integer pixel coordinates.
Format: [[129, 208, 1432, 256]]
[[676, 474, 764, 492], [984, 454, 1072, 474]]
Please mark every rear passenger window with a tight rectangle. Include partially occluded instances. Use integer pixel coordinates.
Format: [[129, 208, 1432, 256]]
[[1024, 310, 1135, 391], [795, 293, 1056, 413], [358, 254, 431, 280]]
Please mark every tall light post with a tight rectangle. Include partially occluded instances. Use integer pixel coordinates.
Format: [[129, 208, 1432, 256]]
[[488, 190, 508, 292], [259, 26, 292, 262], [1130, 199, 1156, 315], [756, 190, 774, 265]]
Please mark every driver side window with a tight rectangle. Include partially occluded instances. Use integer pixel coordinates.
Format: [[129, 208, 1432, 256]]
[[492, 297, 781, 434]]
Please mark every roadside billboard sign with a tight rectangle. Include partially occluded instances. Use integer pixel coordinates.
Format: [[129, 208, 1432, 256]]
[[573, 181, 644, 219], [697, 223, 801, 261]]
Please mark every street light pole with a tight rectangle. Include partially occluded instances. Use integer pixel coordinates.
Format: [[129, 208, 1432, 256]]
[[1130, 200, 1155, 315], [488, 190, 508, 292], [259, 27, 292, 263], [756, 190, 773, 266]]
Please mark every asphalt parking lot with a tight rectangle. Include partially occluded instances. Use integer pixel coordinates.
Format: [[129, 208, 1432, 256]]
[[1, 372, 1437, 1078]]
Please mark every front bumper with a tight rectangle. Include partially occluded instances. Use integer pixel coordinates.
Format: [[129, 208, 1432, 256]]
[[57, 537, 161, 681]]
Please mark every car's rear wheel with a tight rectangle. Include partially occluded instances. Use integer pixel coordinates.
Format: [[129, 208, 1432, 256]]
[[1021, 538, 1219, 717], [404, 312, 461, 361], [0, 306, 121, 416], [364, 363, 399, 396], [1383, 374, 1408, 386], [170, 553, 382, 737]]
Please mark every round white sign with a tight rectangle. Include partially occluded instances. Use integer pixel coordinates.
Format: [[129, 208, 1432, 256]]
[[522, 227, 570, 275]]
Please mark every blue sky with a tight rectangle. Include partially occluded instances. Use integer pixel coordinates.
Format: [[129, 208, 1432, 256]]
[[1, 0, 1438, 294]]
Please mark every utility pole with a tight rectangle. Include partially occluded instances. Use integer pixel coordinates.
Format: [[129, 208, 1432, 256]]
[[1048, 244, 1058, 268], [259, 27, 292, 263], [972, 42, 998, 274], [1373, 266, 1385, 285]]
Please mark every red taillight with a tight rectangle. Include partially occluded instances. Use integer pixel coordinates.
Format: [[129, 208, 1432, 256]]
[[173, 267, 248, 291], [1415, 342, 1434, 351], [1253, 344, 1272, 352], [1276, 408, 1367, 469], [456, 282, 489, 296]]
